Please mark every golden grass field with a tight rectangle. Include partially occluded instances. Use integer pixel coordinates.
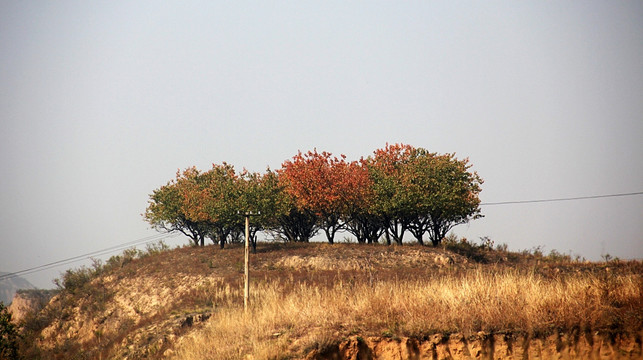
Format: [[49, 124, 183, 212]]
[[170, 264, 642, 359], [16, 240, 643, 359]]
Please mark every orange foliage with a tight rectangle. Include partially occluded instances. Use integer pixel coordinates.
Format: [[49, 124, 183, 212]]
[[279, 150, 373, 243]]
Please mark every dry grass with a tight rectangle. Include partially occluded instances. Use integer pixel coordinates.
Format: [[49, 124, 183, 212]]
[[171, 268, 643, 360]]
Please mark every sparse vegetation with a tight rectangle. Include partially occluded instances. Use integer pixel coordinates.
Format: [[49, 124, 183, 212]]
[[17, 241, 171, 358]]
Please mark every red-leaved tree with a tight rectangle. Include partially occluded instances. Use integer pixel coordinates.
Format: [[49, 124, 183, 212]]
[[280, 150, 371, 243]]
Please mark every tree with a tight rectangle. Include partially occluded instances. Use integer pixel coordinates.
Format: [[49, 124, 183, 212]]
[[405, 150, 483, 246], [280, 150, 353, 243], [280, 150, 380, 244], [144, 168, 211, 247], [343, 159, 384, 244], [181, 163, 242, 249], [0, 302, 20, 360], [368, 143, 417, 245], [274, 167, 320, 243], [366, 144, 483, 246], [237, 169, 284, 252], [145, 164, 244, 248]]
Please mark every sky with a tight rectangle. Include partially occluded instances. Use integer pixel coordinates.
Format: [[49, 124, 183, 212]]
[[1, 1, 642, 289]]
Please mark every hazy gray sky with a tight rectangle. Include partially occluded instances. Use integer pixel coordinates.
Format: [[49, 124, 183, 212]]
[[1, 1, 641, 288]]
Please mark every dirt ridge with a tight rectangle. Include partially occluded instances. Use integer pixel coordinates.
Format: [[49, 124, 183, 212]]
[[306, 331, 643, 360]]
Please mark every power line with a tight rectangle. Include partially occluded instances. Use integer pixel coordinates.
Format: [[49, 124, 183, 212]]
[[480, 191, 643, 206], [0, 233, 167, 281], [0, 233, 176, 281], [0, 233, 179, 282]]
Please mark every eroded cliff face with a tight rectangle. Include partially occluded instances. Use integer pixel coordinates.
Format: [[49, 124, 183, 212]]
[[306, 331, 643, 360], [8, 289, 57, 323], [34, 274, 215, 357]]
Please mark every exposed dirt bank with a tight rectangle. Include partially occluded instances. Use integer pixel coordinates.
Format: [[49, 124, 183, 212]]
[[8, 289, 57, 323], [306, 331, 643, 360]]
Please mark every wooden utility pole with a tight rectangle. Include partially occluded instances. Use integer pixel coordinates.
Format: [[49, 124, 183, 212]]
[[240, 211, 259, 312], [244, 213, 250, 312]]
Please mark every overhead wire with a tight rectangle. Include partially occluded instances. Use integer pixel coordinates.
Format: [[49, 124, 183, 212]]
[[0, 232, 179, 282], [480, 191, 643, 206]]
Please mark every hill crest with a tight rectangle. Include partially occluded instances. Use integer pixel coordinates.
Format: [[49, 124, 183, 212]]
[[15, 242, 643, 359]]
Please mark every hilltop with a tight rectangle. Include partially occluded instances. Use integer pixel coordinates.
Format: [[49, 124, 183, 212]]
[[14, 240, 643, 359]]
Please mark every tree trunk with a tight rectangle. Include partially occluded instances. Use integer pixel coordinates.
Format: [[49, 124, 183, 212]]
[[324, 228, 335, 244], [430, 223, 442, 246], [386, 218, 406, 245]]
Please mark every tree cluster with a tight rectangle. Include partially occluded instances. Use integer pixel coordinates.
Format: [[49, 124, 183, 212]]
[[144, 144, 483, 249]]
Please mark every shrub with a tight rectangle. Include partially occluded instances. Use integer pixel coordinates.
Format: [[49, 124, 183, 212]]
[[143, 240, 170, 257], [478, 236, 494, 250], [0, 302, 20, 359], [495, 243, 508, 252], [54, 266, 94, 295], [546, 249, 572, 262], [442, 234, 489, 263]]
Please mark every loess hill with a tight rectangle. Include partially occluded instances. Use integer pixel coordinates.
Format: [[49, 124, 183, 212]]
[[16, 240, 643, 359]]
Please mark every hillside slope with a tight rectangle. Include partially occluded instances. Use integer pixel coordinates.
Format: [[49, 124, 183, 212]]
[[16, 242, 643, 359]]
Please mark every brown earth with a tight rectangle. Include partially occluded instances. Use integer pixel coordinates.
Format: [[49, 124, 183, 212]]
[[306, 332, 643, 360]]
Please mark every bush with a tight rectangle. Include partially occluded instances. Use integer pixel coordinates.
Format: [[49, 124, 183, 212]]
[[442, 234, 490, 263], [0, 302, 20, 359], [546, 249, 572, 262], [142, 240, 170, 257], [54, 241, 171, 293], [53, 266, 94, 295]]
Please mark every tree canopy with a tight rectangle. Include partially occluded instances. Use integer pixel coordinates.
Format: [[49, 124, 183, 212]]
[[144, 144, 483, 247], [279, 150, 373, 244]]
